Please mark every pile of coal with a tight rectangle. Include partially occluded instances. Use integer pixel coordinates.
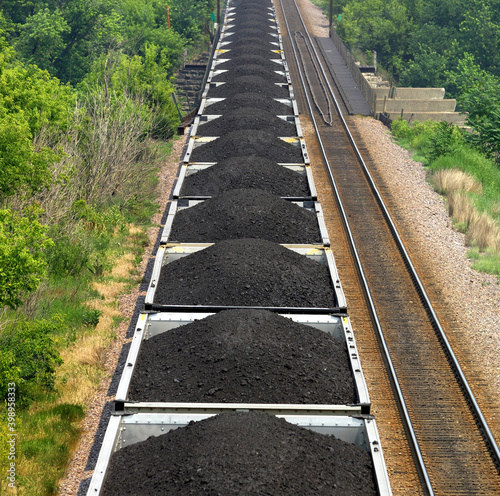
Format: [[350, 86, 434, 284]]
[[190, 129, 303, 163], [169, 189, 320, 243], [224, 38, 278, 56], [216, 54, 285, 74], [212, 64, 286, 84], [196, 109, 296, 136], [179, 156, 310, 197], [207, 75, 289, 98], [204, 92, 293, 115], [101, 411, 377, 496], [128, 309, 356, 404], [224, 29, 276, 44], [153, 238, 337, 308]]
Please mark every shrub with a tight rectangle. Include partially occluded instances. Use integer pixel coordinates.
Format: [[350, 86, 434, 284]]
[[0, 208, 53, 309], [428, 122, 466, 162], [45, 225, 91, 278], [0, 319, 64, 407], [391, 119, 439, 164]]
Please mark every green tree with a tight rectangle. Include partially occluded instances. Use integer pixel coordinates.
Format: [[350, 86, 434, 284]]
[[0, 46, 72, 196], [0, 208, 53, 310], [458, 0, 500, 76], [337, 0, 412, 69], [117, 0, 186, 75], [445, 53, 500, 163], [169, 0, 214, 41], [82, 44, 179, 138], [0, 113, 55, 197], [399, 46, 447, 87], [0, 56, 75, 139], [15, 8, 70, 73], [445, 53, 499, 103]]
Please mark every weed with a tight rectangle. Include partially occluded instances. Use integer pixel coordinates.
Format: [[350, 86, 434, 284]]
[[392, 121, 500, 275], [431, 169, 482, 196], [468, 248, 500, 275]]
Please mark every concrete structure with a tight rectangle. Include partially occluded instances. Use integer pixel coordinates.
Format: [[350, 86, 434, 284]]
[[328, 29, 466, 126]]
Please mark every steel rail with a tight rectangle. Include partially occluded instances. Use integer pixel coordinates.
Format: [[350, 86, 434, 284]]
[[281, 0, 500, 485], [278, 0, 428, 494], [293, 30, 333, 126], [294, 0, 500, 475]]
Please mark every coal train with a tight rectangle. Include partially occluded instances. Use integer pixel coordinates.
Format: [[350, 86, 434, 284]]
[[87, 0, 392, 493]]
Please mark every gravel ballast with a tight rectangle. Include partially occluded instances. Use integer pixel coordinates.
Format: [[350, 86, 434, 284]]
[[101, 411, 376, 496], [153, 238, 337, 308], [128, 309, 356, 404], [169, 189, 321, 243], [179, 156, 311, 197], [190, 130, 303, 162]]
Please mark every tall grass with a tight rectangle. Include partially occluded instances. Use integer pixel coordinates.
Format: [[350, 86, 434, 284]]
[[0, 134, 161, 495], [431, 169, 482, 196], [428, 147, 500, 216], [391, 119, 500, 275]]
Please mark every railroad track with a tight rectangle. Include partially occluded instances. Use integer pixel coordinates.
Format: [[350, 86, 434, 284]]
[[277, 0, 500, 493], [83, 0, 500, 494]]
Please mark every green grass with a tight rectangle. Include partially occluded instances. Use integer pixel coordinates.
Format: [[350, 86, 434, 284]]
[[391, 119, 440, 166], [428, 147, 500, 221], [391, 120, 500, 276], [15, 403, 85, 496], [468, 248, 500, 276]]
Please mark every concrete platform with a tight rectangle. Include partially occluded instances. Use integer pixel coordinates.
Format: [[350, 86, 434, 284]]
[[374, 87, 446, 100], [316, 37, 372, 116], [382, 99, 457, 113]]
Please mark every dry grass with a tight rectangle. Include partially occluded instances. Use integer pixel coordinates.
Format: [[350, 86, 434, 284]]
[[110, 252, 135, 280], [447, 190, 478, 229], [54, 232, 139, 407], [447, 191, 500, 252], [466, 212, 500, 251], [432, 168, 482, 195], [433, 169, 499, 253]]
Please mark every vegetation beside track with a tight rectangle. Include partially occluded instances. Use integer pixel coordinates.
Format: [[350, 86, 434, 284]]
[[0, 0, 215, 493], [390, 119, 500, 275]]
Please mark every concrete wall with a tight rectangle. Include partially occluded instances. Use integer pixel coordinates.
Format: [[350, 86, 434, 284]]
[[380, 98, 456, 113], [328, 29, 465, 125]]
